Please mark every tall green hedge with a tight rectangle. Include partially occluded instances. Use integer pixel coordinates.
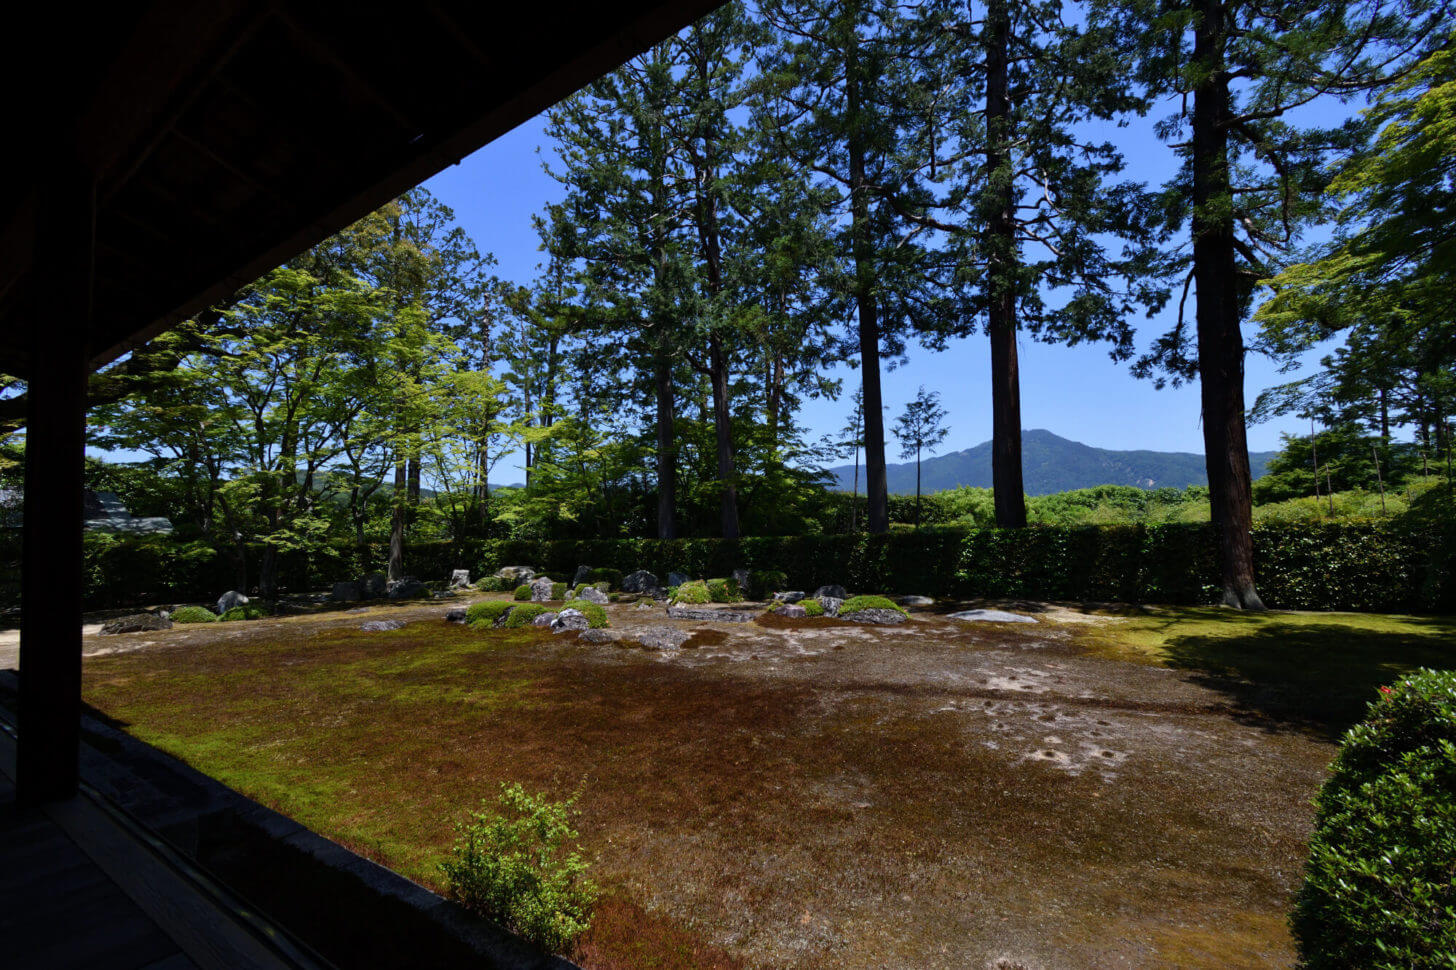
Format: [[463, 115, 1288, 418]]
[[3, 521, 1448, 613]]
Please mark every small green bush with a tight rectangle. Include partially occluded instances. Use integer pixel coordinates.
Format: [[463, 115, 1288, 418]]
[[608, 592, 620, 603], [671, 580, 711, 606], [1292, 668, 1456, 969], [439, 783, 597, 955], [513, 585, 531, 601], [839, 595, 907, 616], [220, 605, 266, 621], [171, 606, 218, 624], [475, 576, 509, 592], [502, 603, 550, 628], [551, 582, 568, 601], [706, 578, 741, 603], [562, 600, 608, 628], [800, 598, 824, 617], [466, 601, 514, 627], [747, 570, 788, 599]]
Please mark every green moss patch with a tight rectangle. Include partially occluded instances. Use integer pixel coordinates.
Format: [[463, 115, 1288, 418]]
[[502, 603, 551, 628], [466, 601, 514, 627], [839, 595, 907, 616], [562, 600, 608, 628], [172, 606, 219, 623], [671, 580, 711, 606]]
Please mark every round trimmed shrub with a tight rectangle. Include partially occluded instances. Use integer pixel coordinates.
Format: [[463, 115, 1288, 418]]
[[475, 576, 509, 592], [839, 595, 908, 617], [1292, 668, 1456, 969], [562, 600, 608, 628], [220, 604, 267, 621], [466, 601, 514, 627], [513, 585, 531, 601], [502, 603, 550, 628], [800, 598, 824, 617], [171, 606, 218, 623], [670, 580, 711, 606]]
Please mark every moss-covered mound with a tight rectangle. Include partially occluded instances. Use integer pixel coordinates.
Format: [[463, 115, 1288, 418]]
[[502, 603, 551, 628], [671, 580, 712, 606], [466, 601, 515, 627], [839, 595, 908, 617], [220, 604, 268, 621], [562, 600, 608, 628], [475, 576, 510, 592], [513, 585, 532, 601], [799, 598, 824, 617], [171, 606, 219, 624], [551, 582, 568, 600]]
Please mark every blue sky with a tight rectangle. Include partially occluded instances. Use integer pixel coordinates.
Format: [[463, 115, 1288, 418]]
[[423, 98, 1340, 470]]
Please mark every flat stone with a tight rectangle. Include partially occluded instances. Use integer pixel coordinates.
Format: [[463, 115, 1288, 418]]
[[842, 608, 907, 625], [578, 628, 621, 644], [345, 607, 370, 614], [776, 604, 807, 618], [948, 609, 1037, 624], [774, 591, 806, 604], [100, 613, 172, 635], [667, 605, 756, 623], [636, 625, 691, 651], [897, 595, 934, 607], [360, 619, 405, 632]]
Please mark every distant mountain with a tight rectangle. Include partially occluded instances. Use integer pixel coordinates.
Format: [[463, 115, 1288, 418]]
[[826, 429, 1276, 496]]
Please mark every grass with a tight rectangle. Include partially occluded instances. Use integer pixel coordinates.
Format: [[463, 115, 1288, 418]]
[[1061, 606, 1456, 734]]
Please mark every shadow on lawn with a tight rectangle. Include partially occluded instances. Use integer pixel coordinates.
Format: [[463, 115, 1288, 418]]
[[1161, 620, 1456, 738]]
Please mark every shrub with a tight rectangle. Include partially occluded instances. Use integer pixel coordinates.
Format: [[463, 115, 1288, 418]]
[[551, 582, 568, 601], [587, 567, 622, 588], [219, 604, 267, 621], [466, 601, 514, 627], [1292, 669, 1456, 969], [562, 600, 608, 628], [502, 603, 550, 628], [706, 578, 741, 603], [747, 569, 788, 599], [800, 598, 824, 617], [438, 783, 597, 955], [839, 595, 907, 616], [513, 585, 531, 601], [475, 576, 509, 592], [608, 593, 620, 603], [671, 580, 711, 605], [170, 606, 218, 623]]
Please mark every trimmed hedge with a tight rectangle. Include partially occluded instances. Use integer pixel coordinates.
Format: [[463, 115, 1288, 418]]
[[466, 601, 514, 627], [513, 585, 531, 601], [171, 605, 218, 624], [1292, 669, 1456, 968], [220, 604, 267, 621]]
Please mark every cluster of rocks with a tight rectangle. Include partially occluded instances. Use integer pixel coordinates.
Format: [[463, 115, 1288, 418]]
[[330, 572, 431, 603], [444, 604, 594, 635]]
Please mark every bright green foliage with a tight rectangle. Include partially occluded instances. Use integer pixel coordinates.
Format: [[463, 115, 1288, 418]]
[[502, 604, 551, 628], [670, 581, 712, 606], [839, 595, 907, 616], [747, 570, 788, 599], [513, 585, 531, 601], [466, 601, 515, 627], [706, 578, 741, 603], [171, 606, 218, 624], [1292, 669, 1456, 969], [561, 601, 608, 629], [550, 582, 567, 601], [475, 576, 510, 592], [219, 604, 267, 621], [800, 598, 824, 617], [438, 783, 597, 955]]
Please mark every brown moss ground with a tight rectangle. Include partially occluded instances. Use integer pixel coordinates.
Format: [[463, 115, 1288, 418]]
[[78, 597, 1456, 969]]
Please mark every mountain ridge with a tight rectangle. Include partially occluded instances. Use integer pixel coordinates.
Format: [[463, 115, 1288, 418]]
[[826, 429, 1276, 496]]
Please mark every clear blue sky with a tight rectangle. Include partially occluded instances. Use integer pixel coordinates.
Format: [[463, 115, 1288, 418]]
[[423, 99, 1338, 468]]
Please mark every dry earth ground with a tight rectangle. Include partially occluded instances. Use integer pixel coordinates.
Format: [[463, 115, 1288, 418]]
[[69, 595, 1456, 969]]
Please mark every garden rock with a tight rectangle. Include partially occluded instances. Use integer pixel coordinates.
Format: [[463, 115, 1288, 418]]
[[360, 619, 405, 632], [948, 609, 1037, 624], [495, 566, 535, 584], [572, 565, 592, 586], [448, 569, 471, 589], [842, 608, 907, 625], [814, 584, 848, 600], [578, 628, 621, 645], [636, 626, 691, 651], [361, 572, 388, 598], [100, 613, 172, 635], [646, 587, 670, 602], [529, 577, 556, 602], [531, 612, 559, 627], [776, 604, 807, 619], [774, 591, 806, 604], [331, 581, 362, 602], [621, 570, 658, 593], [897, 595, 934, 607], [667, 571, 690, 587], [387, 578, 429, 600], [444, 607, 467, 624], [635, 600, 655, 611], [551, 609, 590, 633], [216, 590, 248, 615], [732, 568, 750, 589], [576, 586, 609, 605], [667, 605, 756, 623], [819, 596, 844, 617]]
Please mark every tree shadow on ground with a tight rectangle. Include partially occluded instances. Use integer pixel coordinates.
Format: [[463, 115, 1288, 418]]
[[1160, 621, 1456, 738]]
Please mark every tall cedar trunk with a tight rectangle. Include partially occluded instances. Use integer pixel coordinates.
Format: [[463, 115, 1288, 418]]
[[915, 443, 922, 528], [1192, 0, 1264, 609], [846, 32, 890, 533], [654, 352, 678, 538], [986, 0, 1028, 528], [388, 458, 406, 581], [708, 334, 740, 538]]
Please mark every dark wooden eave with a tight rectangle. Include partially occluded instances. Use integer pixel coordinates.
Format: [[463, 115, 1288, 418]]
[[0, 0, 720, 378]]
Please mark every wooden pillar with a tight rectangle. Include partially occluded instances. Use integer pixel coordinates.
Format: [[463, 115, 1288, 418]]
[[16, 171, 92, 806]]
